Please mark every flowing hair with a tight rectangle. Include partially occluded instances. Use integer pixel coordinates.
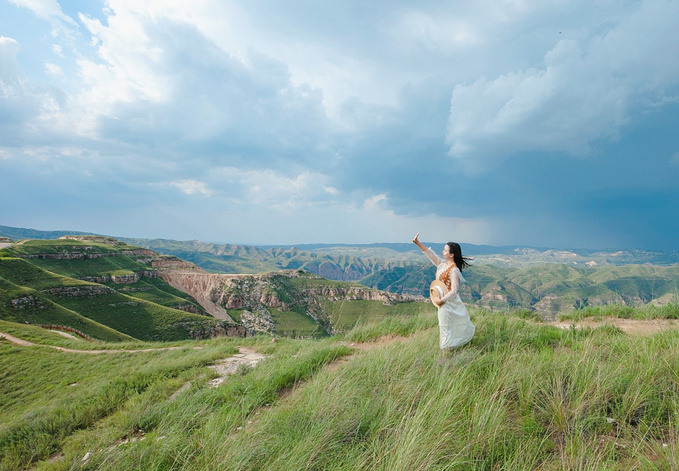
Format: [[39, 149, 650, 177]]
[[446, 242, 472, 271]]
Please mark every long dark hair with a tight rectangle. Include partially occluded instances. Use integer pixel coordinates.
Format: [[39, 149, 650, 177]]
[[446, 242, 472, 271]]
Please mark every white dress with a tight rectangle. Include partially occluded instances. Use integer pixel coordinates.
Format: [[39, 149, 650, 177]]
[[424, 248, 475, 350]]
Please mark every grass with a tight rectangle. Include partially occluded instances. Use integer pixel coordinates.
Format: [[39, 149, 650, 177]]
[[0, 257, 219, 342], [0, 258, 92, 291], [0, 277, 134, 342], [51, 293, 219, 341], [105, 277, 205, 313], [323, 299, 431, 333], [1, 307, 679, 470], [0, 326, 242, 470], [24, 256, 149, 280], [559, 303, 679, 321], [268, 307, 328, 338]]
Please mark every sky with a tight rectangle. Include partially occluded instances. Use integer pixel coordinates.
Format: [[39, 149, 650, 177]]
[[1, 0, 678, 249]]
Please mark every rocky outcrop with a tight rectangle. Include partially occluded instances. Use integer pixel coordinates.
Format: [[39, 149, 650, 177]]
[[122, 249, 157, 257], [240, 309, 275, 333], [302, 285, 415, 305], [40, 285, 115, 297], [147, 259, 199, 270], [21, 252, 119, 260], [11, 295, 47, 309], [79, 271, 157, 284], [171, 304, 204, 315], [80, 275, 112, 283], [110, 274, 139, 284], [187, 322, 248, 339]]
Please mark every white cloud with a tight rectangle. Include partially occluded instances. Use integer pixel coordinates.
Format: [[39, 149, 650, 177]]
[[8, 0, 77, 32], [363, 193, 388, 209], [0, 36, 23, 85], [44, 62, 63, 76], [206, 167, 336, 207], [445, 0, 679, 171], [170, 179, 213, 197]]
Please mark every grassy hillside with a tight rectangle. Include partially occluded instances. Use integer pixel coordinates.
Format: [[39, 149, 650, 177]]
[[0, 275, 133, 342], [0, 241, 218, 341], [1, 307, 678, 470]]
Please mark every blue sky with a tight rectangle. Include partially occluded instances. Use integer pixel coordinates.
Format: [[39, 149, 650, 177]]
[[1, 0, 678, 249]]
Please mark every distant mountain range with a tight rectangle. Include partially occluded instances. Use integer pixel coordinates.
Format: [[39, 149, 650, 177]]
[[1, 225, 678, 318]]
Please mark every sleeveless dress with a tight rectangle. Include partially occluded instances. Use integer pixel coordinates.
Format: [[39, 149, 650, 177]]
[[424, 248, 475, 349]]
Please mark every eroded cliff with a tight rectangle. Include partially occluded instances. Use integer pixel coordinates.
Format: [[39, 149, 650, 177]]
[[157, 269, 419, 334]]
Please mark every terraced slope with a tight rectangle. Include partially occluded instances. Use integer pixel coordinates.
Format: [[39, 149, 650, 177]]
[[0, 240, 231, 341]]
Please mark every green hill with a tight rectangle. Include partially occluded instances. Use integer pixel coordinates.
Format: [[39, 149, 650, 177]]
[[0, 274, 133, 342], [1, 308, 679, 470], [0, 239, 226, 341]]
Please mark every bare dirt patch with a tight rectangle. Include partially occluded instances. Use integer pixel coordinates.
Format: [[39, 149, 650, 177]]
[[208, 347, 266, 387], [552, 318, 679, 335]]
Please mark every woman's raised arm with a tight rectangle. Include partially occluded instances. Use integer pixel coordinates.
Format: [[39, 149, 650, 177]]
[[412, 232, 427, 253]]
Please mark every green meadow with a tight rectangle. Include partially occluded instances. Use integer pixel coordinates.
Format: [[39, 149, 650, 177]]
[[2, 306, 679, 470]]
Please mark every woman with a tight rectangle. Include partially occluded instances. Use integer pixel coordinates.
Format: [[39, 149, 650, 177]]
[[413, 232, 475, 350]]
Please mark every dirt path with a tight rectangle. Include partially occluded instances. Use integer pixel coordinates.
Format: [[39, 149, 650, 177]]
[[208, 347, 266, 387], [0, 331, 201, 354], [49, 330, 80, 340], [552, 317, 679, 335]]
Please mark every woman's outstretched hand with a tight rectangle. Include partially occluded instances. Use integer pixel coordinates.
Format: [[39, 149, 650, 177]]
[[412, 232, 426, 253]]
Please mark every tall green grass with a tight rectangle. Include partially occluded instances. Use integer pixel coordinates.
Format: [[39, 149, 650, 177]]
[[559, 302, 679, 321], [2, 309, 679, 470]]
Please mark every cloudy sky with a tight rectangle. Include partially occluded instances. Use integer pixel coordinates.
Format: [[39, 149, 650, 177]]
[[1, 0, 678, 249]]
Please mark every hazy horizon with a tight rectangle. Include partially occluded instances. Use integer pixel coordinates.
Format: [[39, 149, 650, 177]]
[[1, 223, 674, 253]]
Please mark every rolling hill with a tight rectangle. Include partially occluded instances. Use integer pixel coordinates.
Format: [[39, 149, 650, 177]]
[[0, 238, 234, 341]]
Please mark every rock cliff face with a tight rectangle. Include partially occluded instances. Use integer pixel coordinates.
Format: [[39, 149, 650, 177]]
[[157, 271, 240, 321], [157, 270, 419, 333]]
